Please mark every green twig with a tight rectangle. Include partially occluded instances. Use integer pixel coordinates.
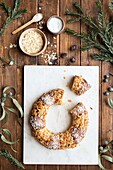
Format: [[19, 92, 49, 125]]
[[0, 150, 25, 169]]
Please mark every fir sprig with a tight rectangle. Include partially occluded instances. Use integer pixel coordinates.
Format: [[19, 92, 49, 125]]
[[0, 150, 25, 169], [65, 0, 113, 63], [0, 0, 27, 36]]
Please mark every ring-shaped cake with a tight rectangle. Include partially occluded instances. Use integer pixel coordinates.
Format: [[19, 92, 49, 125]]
[[30, 89, 89, 150]]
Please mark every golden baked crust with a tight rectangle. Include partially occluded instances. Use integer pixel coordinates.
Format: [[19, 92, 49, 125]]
[[71, 75, 91, 95], [30, 89, 89, 150]]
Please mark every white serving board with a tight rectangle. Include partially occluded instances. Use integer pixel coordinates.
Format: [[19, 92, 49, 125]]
[[24, 66, 99, 165]]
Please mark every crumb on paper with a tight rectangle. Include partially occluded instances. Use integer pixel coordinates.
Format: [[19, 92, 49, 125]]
[[63, 76, 66, 79], [68, 100, 72, 103], [66, 83, 69, 87], [90, 107, 93, 110], [64, 70, 66, 72]]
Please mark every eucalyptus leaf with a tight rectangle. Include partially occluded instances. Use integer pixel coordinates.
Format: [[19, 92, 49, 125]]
[[11, 145, 17, 153], [5, 107, 19, 117], [1, 112, 8, 127], [2, 128, 12, 136], [2, 128, 17, 152], [102, 155, 113, 163], [98, 155, 107, 170], [0, 107, 6, 121], [1, 134, 17, 145], [0, 57, 9, 64], [108, 148, 113, 155], [10, 97, 24, 118], [108, 98, 113, 109], [100, 146, 109, 154], [1, 97, 7, 103], [8, 50, 15, 62]]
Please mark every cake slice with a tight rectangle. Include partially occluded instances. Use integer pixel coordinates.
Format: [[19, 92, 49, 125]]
[[71, 75, 91, 95]]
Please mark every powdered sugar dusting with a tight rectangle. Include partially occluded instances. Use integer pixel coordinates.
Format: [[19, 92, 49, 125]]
[[71, 103, 86, 117], [47, 135, 60, 149], [79, 79, 91, 95], [41, 94, 55, 106], [71, 127, 86, 144], [30, 116, 45, 130]]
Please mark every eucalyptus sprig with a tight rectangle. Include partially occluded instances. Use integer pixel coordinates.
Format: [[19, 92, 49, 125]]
[[65, 0, 113, 63], [0, 150, 25, 169], [99, 140, 113, 170], [0, 0, 27, 36], [0, 86, 24, 146], [108, 98, 113, 109], [0, 49, 15, 66]]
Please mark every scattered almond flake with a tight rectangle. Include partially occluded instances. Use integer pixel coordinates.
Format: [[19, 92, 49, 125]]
[[13, 44, 17, 48], [48, 41, 50, 45], [39, 7, 42, 10], [68, 99, 72, 102], [39, 25, 43, 29], [51, 44, 53, 47], [5, 46, 7, 49], [54, 45, 57, 48], [9, 43, 17, 48], [49, 61, 52, 65], [53, 36, 56, 39], [40, 50, 57, 65], [9, 43, 13, 48]]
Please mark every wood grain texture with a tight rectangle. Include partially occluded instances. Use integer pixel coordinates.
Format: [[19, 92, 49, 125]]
[[0, 0, 113, 170]]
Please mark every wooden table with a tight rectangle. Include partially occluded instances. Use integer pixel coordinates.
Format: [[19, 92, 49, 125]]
[[0, 0, 113, 169]]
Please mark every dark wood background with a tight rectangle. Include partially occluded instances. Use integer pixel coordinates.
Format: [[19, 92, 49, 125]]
[[0, 0, 113, 169]]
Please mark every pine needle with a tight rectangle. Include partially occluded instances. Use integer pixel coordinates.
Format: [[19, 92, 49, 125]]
[[0, 0, 27, 36], [65, 0, 113, 63], [0, 150, 25, 169]]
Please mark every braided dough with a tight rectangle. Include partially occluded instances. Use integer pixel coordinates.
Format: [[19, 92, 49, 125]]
[[30, 89, 89, 150]]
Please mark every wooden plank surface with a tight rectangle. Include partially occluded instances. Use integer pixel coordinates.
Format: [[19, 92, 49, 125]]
[[0, 0, 113, 170]]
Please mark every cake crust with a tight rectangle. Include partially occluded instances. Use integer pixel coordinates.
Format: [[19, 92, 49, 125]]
[[71, 75, 91, 95], [30, 89, 89, 150]]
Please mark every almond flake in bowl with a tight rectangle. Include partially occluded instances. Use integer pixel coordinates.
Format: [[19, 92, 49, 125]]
[[19, 28, 47, 56]]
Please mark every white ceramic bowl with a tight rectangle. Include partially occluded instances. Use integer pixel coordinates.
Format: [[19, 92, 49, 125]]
[[47, 15, 65, 35], [19, 28, 47, 56]]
